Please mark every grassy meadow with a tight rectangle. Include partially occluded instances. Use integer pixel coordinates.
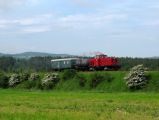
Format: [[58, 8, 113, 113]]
[[0, 71, 159, 120], [0, 90, 159, 120]]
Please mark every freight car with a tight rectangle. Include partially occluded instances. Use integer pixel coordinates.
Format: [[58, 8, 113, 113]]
[[51, 54, 120, 71]]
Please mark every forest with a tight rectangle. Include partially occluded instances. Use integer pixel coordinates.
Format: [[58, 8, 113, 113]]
[[0, 56, 158, 72]]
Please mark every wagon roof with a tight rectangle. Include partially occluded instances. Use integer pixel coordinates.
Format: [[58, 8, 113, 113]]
[[51, 58, 78, 62]]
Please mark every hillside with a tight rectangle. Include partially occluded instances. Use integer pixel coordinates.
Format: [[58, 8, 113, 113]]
[[14, 71, 159, 92], [0, 52, 71, 59], [53, 71, 159, 92]]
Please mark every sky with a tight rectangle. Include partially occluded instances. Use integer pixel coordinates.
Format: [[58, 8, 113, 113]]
[[0, 0, 159, 57]]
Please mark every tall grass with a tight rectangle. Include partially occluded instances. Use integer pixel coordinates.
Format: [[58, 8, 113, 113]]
[[54, 71, 128, 92], [0, 90, 159, 120]]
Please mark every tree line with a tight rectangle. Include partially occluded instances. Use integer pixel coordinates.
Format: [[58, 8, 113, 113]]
[[0, 56, 158, 72], [0, 56, 60, 72], [119, 57, 159, 71]]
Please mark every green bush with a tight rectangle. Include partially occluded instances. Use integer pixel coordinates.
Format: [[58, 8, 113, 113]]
[[90, 72, 105, 88], [16, 81, 33, 89], [35, 79, 43, 89], [0, 73, 9, 88], [20, 72, 30, 81], [61, 69, 77, 80], [75, 73, 86, 87], [104, 73, 114, 83]]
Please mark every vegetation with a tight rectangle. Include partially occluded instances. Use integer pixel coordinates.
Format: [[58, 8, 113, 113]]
[[124, 64, 148, 90], [0, 65, 158, 119], [29, 73, 40, 81], [0, 72, 9, 88], [61, 69, 77, 80], [89, 72, 113, 88], [75, 73, 87, 87], [0, 90, 159, 120], [20, 72, 30, 81], [41, 73, 60, 90], [0, 56, 159, 72], [0, 70, 158, 92], [8, 74, 21, 87], [119, 57, 159, 71]]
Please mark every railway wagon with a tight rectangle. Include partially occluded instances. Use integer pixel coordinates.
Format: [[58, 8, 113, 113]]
[[51, 58, 78, 70]]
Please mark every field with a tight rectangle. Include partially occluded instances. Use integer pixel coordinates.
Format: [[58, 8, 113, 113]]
[[0, 90, 159, 120]]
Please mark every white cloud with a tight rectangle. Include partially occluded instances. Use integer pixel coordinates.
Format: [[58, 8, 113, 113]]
[[15, 14, 52, 26], [0, 12, 127, 33], [60, 14, 126, 23], [27, 0, 40, 6], [21, 26, 50, 33], [0, 0, 24, 8], [55, 13, 127, 29], [0, 0, 40, 10], [143, 20, 159, 26], [0, 24, 6, 28], [70, 0, 96, 8], [0, 19, 14, 29], [0, 14, 52, 28]]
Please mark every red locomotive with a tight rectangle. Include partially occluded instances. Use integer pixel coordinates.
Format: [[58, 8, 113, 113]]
[[88, 54, 120, 70], [75, 54, 120, 70]]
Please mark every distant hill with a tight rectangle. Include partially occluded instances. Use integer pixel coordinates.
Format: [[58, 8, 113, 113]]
[[0, 52, 72, 59], [150, 57, 159, 59]]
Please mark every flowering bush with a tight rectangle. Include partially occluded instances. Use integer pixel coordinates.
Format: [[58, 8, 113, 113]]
[[124, 64, 148, 89], [41, 73, 60, 89], [29, 73, 40, 81], [9, 74, 21, 87]]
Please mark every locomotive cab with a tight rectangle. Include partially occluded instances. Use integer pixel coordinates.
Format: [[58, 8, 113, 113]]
[[95, 54, 107, 58]]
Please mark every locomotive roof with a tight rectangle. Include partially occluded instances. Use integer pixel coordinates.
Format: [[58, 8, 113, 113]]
[[51, 58, 78, 62]]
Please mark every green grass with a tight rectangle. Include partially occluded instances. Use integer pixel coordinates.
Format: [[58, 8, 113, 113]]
[[53, 71, 128, 92], [1, 71, 159, 92], [0, 89, 159, 120], [54, 71, 159, 92], [144, 71, 159, 92]]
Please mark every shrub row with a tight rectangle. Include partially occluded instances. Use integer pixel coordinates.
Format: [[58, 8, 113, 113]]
[[0, 72, 59, 90], [0, 70, 114, 90]]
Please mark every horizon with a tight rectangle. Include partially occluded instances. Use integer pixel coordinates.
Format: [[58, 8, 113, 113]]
[[0, 51, 158, 58], [0, 0, 159, 57]]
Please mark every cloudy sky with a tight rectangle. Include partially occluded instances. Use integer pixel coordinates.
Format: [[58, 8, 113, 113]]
[[0, 0, 159, 57]]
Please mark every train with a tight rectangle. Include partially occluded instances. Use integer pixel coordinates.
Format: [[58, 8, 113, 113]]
[[51, 54, 120, 71]]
